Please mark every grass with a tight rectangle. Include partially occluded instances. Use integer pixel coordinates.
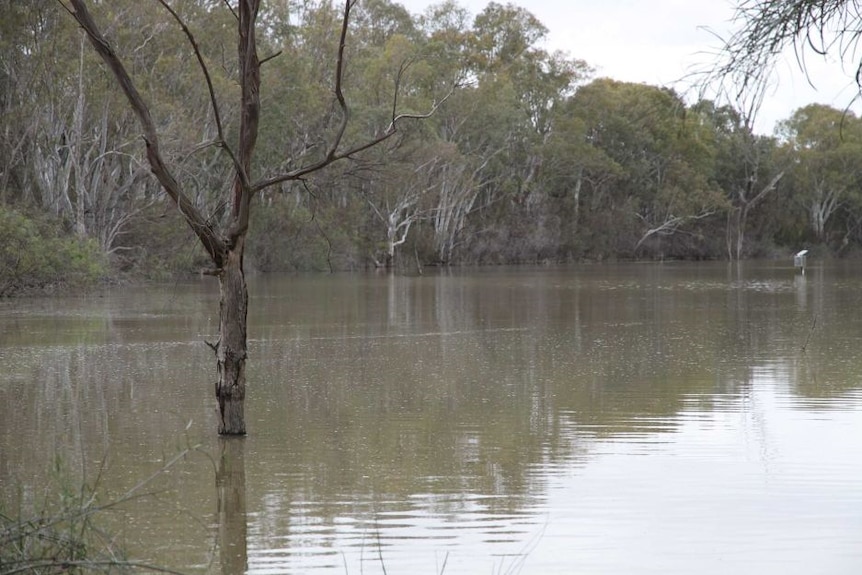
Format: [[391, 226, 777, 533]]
[[1, 449, 200, 575]]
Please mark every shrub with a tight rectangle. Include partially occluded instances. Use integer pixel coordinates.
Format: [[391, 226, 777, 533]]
[[113, 201, 211, 280], [0, 207, 107, 296], [0, 457, 128, 575], [247, 196, 335, 272], [1, 450, 196, 575]]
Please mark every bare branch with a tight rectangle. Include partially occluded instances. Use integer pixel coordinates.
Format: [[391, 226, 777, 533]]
[[365, 195, 387, 224], [323, 0, 355, 162], [260, 50, 282, 66], [748, 170, 784, 208], [155, 0, 246, 189], [250, 0, 456, 194], [390, 59, 410, 122], [222, 0, 238, 20], [252, 86, 455, 193], [635, 210, 716, 251], [60, 0, 225, 265]]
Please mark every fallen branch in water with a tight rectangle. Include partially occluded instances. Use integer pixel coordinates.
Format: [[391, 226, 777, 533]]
[[801, 315, 817, 354]]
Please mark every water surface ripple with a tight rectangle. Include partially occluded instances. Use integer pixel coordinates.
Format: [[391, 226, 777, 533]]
[[2, 262, 862, 574]]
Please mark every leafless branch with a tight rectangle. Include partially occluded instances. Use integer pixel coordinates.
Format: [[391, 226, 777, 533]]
[[635, 210, 716, 250], [222, 0, 238, 20], [155, 0, 246, 189], [251, 0, 456, 193], [748, 170, 784, 208], [60, 0, 225, 265], [323, 0, 354, 163], [390, 59, 412, 121], [260, 50, 282, 66]]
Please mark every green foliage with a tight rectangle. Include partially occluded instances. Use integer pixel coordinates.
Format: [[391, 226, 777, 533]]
[[0, 207, 107, 296], [777, 104, 862, 244], [6, 0, 862, 275], [113, 201, 211, 279], [549, 79, 728, 258], [247, 194, 338, 272]]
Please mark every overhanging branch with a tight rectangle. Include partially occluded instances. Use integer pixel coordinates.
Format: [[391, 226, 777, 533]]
[[635, 210, 716, 251]]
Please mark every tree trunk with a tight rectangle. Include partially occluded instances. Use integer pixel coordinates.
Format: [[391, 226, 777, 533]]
[[64, 0, 445, 436], [216, 240, 248, 435]]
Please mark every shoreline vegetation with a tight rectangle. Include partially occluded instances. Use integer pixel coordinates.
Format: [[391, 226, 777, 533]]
[[0, 203, 843, 298], [0, 206, 107, 297], [6, 1, 862, 300]]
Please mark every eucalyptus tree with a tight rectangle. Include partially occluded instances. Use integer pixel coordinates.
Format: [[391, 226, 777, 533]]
[[540, 99, 622, 257], [340, 0, 435, 267], [629, 91, 726, 255], [60, 0, 449, 435], [352, 135, 442, 268], [0, 0, 150, 253], [427, 2, 588, 261], [413, 1, 492, 263], [700, 1, 862, 256], [564, 79, 726, 257], [777, 104, 862, 243], [712, 0, 862, 177], [689, 101, 783, 260], [467, 2, 585, 205], [0, 0, 239, 264], [0, 0, 56, 207]]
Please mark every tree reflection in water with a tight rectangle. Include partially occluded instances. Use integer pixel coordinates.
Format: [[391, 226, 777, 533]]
[[217, 437, 248, 575]]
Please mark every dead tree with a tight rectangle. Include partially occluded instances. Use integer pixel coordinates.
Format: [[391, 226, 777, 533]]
[[61, 0, 450, 434]]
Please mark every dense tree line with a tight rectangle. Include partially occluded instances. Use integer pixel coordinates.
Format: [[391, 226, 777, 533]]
[[3, 0, 862, 291]]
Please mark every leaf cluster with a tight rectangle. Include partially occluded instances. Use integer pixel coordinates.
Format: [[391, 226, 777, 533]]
[[0, 207, 107, 296]]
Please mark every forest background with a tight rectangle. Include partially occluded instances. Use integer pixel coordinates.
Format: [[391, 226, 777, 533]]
[[3, 0, 862, 295]]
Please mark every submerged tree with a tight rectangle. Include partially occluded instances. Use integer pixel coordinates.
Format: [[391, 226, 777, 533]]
[[60, 0, 449, 435]]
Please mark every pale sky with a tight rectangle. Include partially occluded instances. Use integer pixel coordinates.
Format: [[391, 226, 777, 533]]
[[399, 0, 862, 134]]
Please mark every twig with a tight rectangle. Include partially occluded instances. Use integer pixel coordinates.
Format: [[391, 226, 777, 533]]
[[205, 338, 220, 354], [438, 551, 449, 575], [801, 314, 817, 353], [375, 522, 388, 575], [1, 559, 189, 575]]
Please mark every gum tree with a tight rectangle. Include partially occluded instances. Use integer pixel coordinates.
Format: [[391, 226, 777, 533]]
[[711, 1, 862, 251], [60, 0, 448, 434], [778, 104, 862, 241]]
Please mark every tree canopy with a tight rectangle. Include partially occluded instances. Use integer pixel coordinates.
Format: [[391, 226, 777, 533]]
[[4, 0, 862, 291]]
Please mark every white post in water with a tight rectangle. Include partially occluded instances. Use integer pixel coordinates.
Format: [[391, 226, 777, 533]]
[[794, 249, 809, 274]]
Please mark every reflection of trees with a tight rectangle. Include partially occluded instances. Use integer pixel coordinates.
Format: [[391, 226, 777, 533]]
[[0, 285, 220, 572], [217, 438, 248, 575], [247, 265, 862, 520], [5, 264, 862, 571], [0, 344, 110, 487]]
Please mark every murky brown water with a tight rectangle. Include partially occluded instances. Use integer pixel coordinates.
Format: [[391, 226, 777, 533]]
[[2, 262, 862, 574]]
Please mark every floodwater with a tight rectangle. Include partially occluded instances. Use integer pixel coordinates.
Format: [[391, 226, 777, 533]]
[[2, 262, 862, 574]]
